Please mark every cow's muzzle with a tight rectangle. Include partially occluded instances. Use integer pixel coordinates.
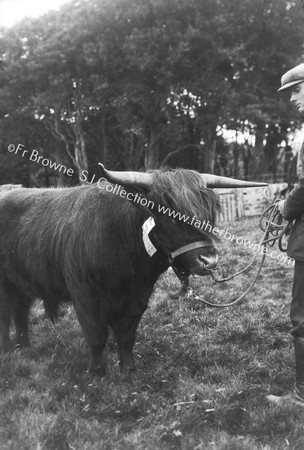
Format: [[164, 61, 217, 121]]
[[170, 242, 219, 277]]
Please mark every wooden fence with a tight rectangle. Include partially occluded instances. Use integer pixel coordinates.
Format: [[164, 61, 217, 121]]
[[0, 183, 287, 223], [215, 183, 288, 222]]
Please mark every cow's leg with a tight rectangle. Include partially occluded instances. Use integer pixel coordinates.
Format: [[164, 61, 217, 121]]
[[74, 301, 108, 377], [112, 312, 143, 376], [111, 289, 151, 376], [0, 284, 13, 352], [13, 296, 32, 349]]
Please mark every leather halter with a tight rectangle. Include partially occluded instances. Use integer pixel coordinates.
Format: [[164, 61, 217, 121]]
[[152, 236, 213, 264], [150, 232, 214, 285]]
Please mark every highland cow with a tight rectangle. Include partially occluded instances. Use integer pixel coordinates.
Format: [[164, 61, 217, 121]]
[[0, 167, 265, 376]]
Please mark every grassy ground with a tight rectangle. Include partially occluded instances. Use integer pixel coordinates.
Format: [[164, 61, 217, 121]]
[[1, 217, 303, 450]]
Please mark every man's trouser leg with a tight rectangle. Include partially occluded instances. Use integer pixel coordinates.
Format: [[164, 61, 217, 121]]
[[267, 260, 304, 404], [294, 337, 304, 401], [290, 261, 304, 402]]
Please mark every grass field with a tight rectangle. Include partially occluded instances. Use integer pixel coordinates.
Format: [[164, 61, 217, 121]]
[[1, 217, 303, 450]]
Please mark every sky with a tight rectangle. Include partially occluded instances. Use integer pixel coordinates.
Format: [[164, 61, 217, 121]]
[[0, 0, 69, 28]]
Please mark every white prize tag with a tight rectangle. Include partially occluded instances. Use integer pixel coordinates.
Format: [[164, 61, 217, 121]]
[[142, 217, 157, 257]]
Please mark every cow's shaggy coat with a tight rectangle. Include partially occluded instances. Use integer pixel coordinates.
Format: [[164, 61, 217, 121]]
[[0, 169, 219, 375]]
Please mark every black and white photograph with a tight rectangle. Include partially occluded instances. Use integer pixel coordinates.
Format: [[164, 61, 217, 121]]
[[0, 0, 304, 448]]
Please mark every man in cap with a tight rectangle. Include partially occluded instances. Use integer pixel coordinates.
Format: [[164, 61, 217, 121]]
[[268, 63, 304, 405]]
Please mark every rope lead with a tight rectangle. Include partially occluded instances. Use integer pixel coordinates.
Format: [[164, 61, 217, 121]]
[[181, 202, 291, 308]]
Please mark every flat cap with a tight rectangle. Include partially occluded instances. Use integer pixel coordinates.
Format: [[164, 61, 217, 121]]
[[278, 63, 304, 92]]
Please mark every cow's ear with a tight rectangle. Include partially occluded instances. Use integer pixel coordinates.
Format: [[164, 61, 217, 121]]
[[128, 197, 159, 222]]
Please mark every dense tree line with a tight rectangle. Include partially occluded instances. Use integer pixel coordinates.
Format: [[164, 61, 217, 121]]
[[0, 0, 303, 186]]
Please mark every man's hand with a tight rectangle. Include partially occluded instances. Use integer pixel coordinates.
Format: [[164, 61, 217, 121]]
[[276, 199, 286, 216]]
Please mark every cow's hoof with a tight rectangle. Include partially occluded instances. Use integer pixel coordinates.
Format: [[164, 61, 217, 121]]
[[15, 339, 30, 350], [121, 368, 136, 382], [88, 366, 106, 377], [267, 393, 304, 407]]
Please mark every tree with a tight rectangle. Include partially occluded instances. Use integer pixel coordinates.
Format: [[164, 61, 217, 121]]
[[1, 0, 304, 184]]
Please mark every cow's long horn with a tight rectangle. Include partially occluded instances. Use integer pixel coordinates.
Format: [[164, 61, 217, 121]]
[[98, 163, 153, 189], [201, 174, 268, 188]]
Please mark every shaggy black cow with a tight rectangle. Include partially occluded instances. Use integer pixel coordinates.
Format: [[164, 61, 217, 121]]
[[0, 167, 265, 376]]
